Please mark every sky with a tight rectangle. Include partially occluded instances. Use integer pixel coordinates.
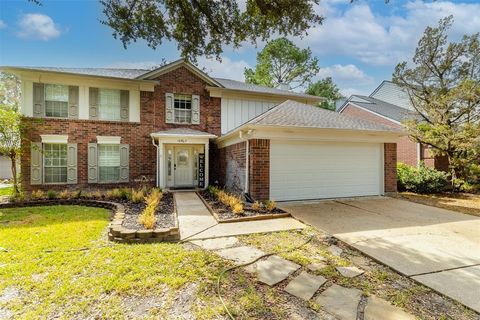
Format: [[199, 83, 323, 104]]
[[0, 0, 479, 97]]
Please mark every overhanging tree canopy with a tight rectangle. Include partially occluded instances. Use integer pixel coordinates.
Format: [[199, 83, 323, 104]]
[[100, 0, 323, 61]]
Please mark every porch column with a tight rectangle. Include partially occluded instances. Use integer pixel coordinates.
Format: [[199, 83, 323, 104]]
[[158, 141, 165, 189]]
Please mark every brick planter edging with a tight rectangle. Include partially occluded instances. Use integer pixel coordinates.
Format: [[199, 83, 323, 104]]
[[108, 198, 180, 244], [196, 192, 291, 223], [0, 199, 179, 243]]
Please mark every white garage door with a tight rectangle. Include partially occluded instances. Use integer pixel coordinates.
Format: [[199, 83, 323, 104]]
[[270, 141, 384, 201]]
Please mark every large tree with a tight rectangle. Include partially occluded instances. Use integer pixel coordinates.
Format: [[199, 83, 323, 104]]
[[0, 72, 21, 112], [306, 77, 343, 111], [393, 16, 480, 182], [244, 37, 320, 89], [100, 0, 323, 61]]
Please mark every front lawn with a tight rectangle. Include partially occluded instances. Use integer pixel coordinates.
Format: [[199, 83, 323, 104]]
[[396, 192, 480, 217], [0, 186, 13, 197], [0, 205, 225, 319]]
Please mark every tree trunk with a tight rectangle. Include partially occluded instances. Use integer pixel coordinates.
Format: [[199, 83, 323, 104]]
[[9, 151, 19, 195]]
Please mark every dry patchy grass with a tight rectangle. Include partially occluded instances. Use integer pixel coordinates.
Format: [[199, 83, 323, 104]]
[[397, 192, 480, 217]]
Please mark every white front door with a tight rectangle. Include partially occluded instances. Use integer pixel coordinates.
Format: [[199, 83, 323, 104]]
[[174, 146, 193, 187]]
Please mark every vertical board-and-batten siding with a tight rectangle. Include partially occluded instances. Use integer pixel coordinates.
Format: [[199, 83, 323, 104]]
[[221, 98, 277, 134], [20, 80, 141, 122]]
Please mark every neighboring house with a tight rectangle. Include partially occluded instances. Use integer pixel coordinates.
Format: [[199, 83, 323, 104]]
[[0, 155, 13, 180], [1, 59, 402, 201], [338, 81, 448, 171]]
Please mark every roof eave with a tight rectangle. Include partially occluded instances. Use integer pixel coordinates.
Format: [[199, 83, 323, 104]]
[[0, 66, 159, 84], [206, 86, 324, 103]]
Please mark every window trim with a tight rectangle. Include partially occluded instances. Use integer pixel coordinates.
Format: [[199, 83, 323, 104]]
[[44, 83, 70, 119], [42, 143, 68, 185], [173, 93, 193, 124], [98, 88, 122, 122], [97, 143, 121, 183]]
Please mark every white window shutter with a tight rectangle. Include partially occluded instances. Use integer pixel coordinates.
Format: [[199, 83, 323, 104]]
[[192, 94, 200, 124], [165, 93, 174, 123]]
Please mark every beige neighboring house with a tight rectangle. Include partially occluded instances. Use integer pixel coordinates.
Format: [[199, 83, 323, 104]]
[[0, 155, 15, 180]]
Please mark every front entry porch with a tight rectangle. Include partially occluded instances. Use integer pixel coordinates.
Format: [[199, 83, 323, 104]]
[[150, 128, 217, 190]]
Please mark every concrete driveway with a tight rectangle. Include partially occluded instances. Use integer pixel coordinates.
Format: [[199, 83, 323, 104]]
[[280, 197, 480, 313]]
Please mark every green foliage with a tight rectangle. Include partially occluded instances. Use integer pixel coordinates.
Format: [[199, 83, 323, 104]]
[[101, 0, 323, 61], [0, 72, 21, 112], [244, 37, 320, 89], [306, 77, 344, 110], [0, 108, 22, 194], [46, 190, 57, 200], [397, 163, 449, 194], [393, 16, 480, 182]]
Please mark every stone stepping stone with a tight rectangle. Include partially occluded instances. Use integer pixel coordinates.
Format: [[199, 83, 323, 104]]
[[216, 246, 265, 265], [190, 236, 239, 250], [256, 255, 301, 286], [336, 266, 365, 278], [284, 271, 326, 301], [307, 262, 328, 272], [328, 245, 343, 256], [315, 284, 362, 320], [365, 296, 415, 320]]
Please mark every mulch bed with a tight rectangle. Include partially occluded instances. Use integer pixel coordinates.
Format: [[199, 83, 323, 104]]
[[122, 192, 176, 230], [198, 190, 287, 221]]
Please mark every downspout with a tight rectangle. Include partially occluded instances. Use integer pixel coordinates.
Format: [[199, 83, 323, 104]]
[[239, 129, 254, 199], [151, 137, 160, 187]]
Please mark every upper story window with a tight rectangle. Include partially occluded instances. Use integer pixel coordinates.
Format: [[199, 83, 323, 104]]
[[174, 94, 192, 124], [45, 84, 69, 118], [99, 89, 121, 121]]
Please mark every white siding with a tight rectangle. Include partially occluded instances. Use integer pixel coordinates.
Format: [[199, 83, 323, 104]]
[[0, 155, 16, 179], [371, 82, 413, 110], [270, 141, 384, 201], [221, 98, 277, 134]]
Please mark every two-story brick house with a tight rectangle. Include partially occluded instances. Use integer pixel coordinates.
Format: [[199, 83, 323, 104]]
[[2, 59, 403, 201]]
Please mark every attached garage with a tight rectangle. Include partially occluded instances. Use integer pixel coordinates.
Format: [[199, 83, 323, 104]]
[[217, 100, 403, 201], [270, 140, 383, 201]]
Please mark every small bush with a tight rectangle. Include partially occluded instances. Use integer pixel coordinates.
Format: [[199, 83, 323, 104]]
[[453, 179, 478, 193], [72, 190, 82, 199], [397, 163, 449, 194], [207, 185, 220, 197], [58, 189, 71, 199], [46, 190, 57, 200], [138, 188, 162, 229], [31, 190, 46, 200], [232, 203, 244, 214], [264, 200, 276, 212], [251, 201, 263, 211], [131, 188, 145, 203], [9, 192, 25, 202]]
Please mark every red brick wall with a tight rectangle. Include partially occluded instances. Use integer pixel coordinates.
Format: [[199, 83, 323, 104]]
[[217, 141, 246, 193], [21, 66, 221, 191], [384, 143, 397, 193], [342, 104, 419, 167], [248, 139, 270, 200]]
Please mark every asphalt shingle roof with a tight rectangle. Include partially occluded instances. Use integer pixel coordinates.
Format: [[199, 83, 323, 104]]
[[245, 100, 402, 132], [346, 95, 419, 122], [150, 128, 217, 137], [9, 66, 319, 99]]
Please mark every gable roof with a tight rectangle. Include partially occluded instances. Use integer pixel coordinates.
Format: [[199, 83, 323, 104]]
[[339, 95, 419, 123], [136, 59, 223, 87], [227, 100, 402, 135], [370, 80, 413, 110]]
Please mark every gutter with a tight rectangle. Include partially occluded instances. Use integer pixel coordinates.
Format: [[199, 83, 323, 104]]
[[151, 137, 160, 187], [239, 129, 254, 195]]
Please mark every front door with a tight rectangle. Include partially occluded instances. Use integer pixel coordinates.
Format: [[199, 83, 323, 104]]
[[174, 146, 193, 187]]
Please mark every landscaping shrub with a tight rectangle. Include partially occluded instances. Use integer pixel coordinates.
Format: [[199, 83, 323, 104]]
[[46, 190, 57, 200], [232, 203, 244, 214], [130, 188, 145, 203], [397, 162, 449, 194], [209, 187, 245, 214], [58, 189, 71, 199], [252, 201, 263, 211], [138, 188, 162, 229], [265, 200, 276, 212], [31, 190, 46, 200]]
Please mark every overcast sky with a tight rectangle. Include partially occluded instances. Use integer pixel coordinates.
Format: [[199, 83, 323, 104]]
[[1, 0, 479, 97]]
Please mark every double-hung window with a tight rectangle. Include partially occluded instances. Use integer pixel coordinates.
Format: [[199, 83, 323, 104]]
[[45, 84, 69, 118], [99, 89, 121, 121], [98, 144, 120, 182], [174, 94, 192, 124], [43, 143, 68, 183]]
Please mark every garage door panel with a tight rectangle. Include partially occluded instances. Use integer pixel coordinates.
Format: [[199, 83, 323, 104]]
[[270, 141, 383, 201]]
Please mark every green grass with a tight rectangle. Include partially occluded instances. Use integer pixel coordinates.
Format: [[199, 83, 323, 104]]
[[0, 185, 13, 196], [0, 205, 226, 319]]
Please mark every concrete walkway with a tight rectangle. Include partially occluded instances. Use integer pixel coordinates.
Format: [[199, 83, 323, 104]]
[[281, 197, 480, 313], [175, 192, 306, 241]]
